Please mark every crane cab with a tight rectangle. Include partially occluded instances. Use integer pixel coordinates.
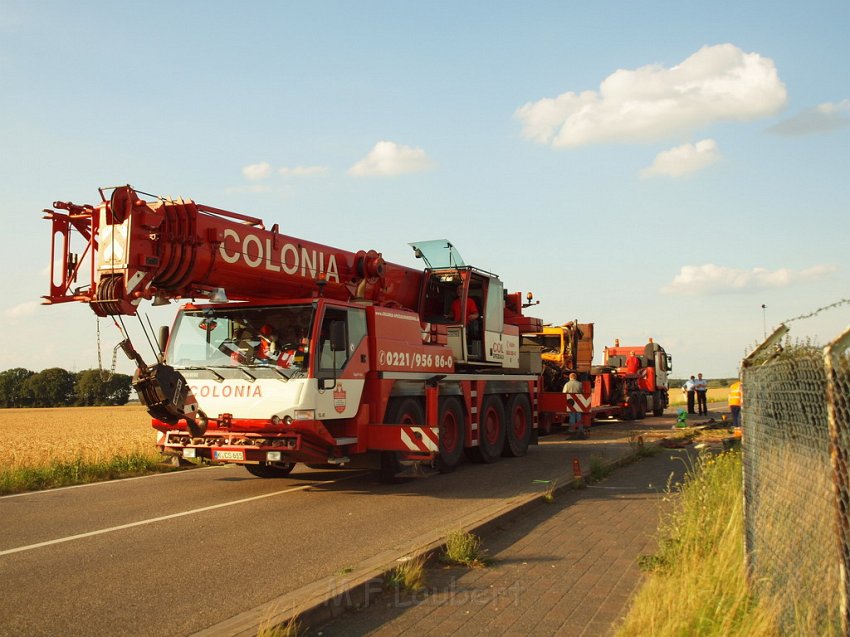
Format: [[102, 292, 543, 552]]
[[410, 240, 519, 368]]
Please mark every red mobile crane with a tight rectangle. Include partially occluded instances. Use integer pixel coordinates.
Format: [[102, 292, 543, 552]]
[[43, 185, 666, 481], [44, 185, 565, 480]]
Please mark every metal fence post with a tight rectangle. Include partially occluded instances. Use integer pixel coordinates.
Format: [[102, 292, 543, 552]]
[[825, 326, 850, 637]]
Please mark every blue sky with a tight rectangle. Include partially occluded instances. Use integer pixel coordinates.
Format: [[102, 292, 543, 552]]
[[1, 0, 848, 379]]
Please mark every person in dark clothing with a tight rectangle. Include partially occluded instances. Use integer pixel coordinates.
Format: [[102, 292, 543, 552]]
[[694, 372, 708, 415]]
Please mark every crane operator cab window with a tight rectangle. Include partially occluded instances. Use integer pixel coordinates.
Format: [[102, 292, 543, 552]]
[[438, 275, 485, 360]]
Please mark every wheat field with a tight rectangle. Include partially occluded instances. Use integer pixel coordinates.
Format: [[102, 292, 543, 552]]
[[668, 386, 731, 407], [2, 404, 157, 472]]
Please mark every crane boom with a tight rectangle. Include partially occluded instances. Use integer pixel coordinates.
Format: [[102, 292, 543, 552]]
[[44, 185, 422, 316]]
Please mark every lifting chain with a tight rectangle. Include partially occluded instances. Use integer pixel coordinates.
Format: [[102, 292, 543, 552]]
[[96, 318, 118, 382]]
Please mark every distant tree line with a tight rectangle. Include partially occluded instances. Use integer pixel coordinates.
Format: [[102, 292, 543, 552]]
[[0, 368, 133, 408]]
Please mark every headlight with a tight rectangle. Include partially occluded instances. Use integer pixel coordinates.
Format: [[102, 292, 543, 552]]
[[182, 448, 197, 458], [294, 409, 315, 421], [266, 451, 282, 461]]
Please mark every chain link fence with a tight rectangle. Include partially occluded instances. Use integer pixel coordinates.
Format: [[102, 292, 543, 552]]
[[742, 323, 850, 635]]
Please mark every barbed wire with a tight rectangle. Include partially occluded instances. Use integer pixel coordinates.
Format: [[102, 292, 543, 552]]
[[782, 298, 850, 325]]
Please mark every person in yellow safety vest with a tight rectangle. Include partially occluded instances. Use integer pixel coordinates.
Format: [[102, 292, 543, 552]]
[[728, 381, 743, 428]]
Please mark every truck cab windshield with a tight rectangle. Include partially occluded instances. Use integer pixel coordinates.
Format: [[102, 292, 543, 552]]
[[166, 305, 315, 374]]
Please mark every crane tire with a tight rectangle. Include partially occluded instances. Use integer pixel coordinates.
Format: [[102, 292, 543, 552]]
[[503, 393, 532, 457], [379, 397, 424, 483], [466, 394, 506, 464], [437, 396, 465, 473]]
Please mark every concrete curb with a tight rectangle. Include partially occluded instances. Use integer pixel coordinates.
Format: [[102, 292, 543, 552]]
[[191, 442, 656, 637]]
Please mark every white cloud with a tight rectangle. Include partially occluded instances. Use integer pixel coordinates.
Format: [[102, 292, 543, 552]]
[[4, 301, 39, 318], [641, 139, 721, 178], [242, 162, 272, 181], [279, 165, 328, 177], [348, 141, 436, 176], [662, 264, 838, 296], [769, 99, 850, 135], [516, 44, 787, 148]]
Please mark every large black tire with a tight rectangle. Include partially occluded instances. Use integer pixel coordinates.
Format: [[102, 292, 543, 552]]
[[503, 394, 532, 457], [379, 397, 425, 483], [652, 390, 665, 417], [437, 396, 466, 473], [622, 393, 639, 421], [379, 451, 403, 484], [637, 392, 647, 420], [244, 461, 296, 478], [467, 394, 505, 464]]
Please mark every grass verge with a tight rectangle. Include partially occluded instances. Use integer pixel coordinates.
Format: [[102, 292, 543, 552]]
[[616, 449, 779, 636], [0, 452, 173, 495]]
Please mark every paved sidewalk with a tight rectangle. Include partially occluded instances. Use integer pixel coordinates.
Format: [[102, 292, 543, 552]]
[[315, 447, 693, 636]]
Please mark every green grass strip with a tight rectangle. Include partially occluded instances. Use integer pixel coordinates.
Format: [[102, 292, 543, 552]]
[[0, 453, 174, 495]]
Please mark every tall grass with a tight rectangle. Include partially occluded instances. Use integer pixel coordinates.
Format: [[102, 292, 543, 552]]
[[616, 450, 779, 636], [385, 553, 428, 593], [442, 529, 487, 567]]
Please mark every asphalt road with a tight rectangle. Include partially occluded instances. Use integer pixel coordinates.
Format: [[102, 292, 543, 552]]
[[0, 413, 690, 637]]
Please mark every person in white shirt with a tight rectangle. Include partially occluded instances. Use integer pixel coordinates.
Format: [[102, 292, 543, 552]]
[[563, 373, 586, 439], [682, 376, 696, 414], [694, 373, 708, 415]]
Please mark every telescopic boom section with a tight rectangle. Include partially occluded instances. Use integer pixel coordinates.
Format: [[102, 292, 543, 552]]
[[43, 185, 423, 316]]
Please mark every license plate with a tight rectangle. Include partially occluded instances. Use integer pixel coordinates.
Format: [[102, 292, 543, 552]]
[[213, 449, 245, 461]]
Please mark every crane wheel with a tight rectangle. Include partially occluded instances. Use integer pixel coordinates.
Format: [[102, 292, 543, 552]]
[[380, 398, 425, 483], [437, 396, 465, 473], [466, 394, 505, 464], [503, 394, 532, 457]]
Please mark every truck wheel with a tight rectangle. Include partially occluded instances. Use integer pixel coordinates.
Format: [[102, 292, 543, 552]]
[[437, 396, 465, 473], [636, 393, 647, 420], [652, 391, 665, 417], [622, 393, 639, 421], [503, 394, 532, 457], [467, 394, 505, 464], [244, 461, 296, 478], [380, 398, 425, 483], [379, 451, 403, 484]]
